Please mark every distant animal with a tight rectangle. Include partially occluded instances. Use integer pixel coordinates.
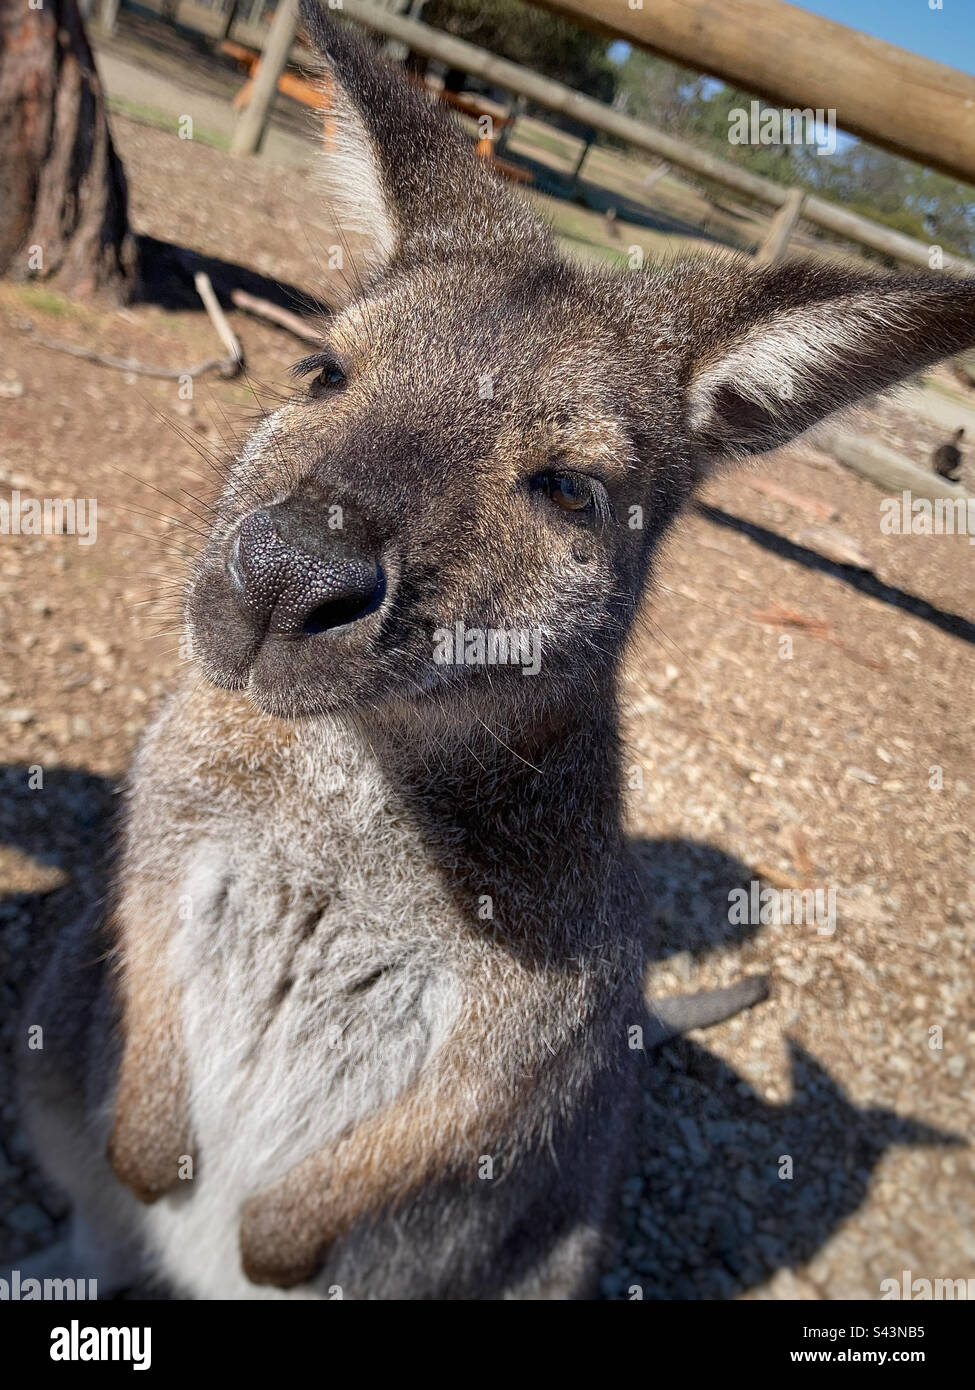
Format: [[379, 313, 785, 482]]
[[13, 2, 975, 1300], [932, 426, 965, 480]]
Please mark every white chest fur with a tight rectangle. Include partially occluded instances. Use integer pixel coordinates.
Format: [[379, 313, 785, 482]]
[[140, 721, 462, 1297]]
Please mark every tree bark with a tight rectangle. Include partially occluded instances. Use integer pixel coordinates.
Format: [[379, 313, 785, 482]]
[[0, 0, 137, 300]]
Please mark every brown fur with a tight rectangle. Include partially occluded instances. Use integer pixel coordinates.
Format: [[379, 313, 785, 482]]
[[15, 7, 975, 1301]]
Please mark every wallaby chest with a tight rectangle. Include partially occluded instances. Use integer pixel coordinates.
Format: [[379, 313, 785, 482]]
[[143, 714, 464, 1171]]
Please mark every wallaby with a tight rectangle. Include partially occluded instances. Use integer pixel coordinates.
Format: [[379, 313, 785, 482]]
[[12, 5, 975, 1300]]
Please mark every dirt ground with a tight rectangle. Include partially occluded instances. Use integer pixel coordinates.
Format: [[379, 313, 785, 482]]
[[1, 111, 973, 1301]]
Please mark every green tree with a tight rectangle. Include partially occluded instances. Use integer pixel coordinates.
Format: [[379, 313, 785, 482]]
[[614, 48, 975, 258], [421, 0, 616, 102], [614, 50, 706, 133]]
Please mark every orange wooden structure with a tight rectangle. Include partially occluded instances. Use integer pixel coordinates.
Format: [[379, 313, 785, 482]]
[[221, 38, 530, 181], [221, 38, 329, 111]]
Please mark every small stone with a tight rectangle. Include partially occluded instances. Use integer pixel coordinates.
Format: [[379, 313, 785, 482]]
[[5, 1128, 33, 1163], [677, 1116, 706, 1158], [846, 766, 878, 784], [669, 950, 693, 984], [0, 708, 34, 724]]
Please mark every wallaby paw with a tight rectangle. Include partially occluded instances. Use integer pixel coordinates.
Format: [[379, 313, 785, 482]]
[[646, 973, 770, 1046], [107, 1120, 190, 1205], [239, 1188, 330, 1289]]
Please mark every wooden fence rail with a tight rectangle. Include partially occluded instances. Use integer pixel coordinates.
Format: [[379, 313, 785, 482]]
[[535, 0, 975, 190], [331, 1, 974, 276]]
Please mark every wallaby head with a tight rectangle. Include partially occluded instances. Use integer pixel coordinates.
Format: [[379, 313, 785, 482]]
[[186, 3, 975, 725]]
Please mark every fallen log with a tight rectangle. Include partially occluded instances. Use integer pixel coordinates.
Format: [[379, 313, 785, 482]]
[[820, 429, 974, 503]]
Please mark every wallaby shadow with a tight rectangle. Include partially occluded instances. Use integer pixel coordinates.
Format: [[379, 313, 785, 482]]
[[0, 764, 961, 1297], [610, 1034, 960, 1300], [629, 834, 764, 963], [0, 763, 118, 948]]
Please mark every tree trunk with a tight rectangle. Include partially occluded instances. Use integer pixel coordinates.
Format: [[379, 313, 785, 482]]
[[0, 0, 137, 300]]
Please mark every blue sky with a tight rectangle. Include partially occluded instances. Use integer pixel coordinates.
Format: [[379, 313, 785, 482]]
[[798, 0, 975, 73], [609, 1, 975, 75]]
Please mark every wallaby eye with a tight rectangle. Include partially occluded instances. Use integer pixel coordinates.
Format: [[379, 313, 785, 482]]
[[309, 363, 346, 398], [529, 472, 593, 513], [291, 354, 347, 399]]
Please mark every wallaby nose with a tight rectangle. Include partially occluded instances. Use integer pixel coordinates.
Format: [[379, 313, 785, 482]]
[[230, 502, 385, 636]]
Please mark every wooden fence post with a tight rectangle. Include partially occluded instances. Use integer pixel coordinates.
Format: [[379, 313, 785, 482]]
[[230, 0, 300, 156], [99, 0, 121, 35], [754, 187, 806, 267]]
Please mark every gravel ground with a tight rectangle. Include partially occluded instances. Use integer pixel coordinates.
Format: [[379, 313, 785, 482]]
[[1, 114, 972, 1301]]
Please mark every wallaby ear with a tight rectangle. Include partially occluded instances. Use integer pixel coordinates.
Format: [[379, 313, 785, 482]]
[[299, 1, 545, 289], [684, 262, 975, 461]]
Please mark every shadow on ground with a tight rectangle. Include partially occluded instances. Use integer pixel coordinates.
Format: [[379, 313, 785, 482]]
[[134, 234, 331, 320], [509, 151, 750, 250], [698, 502, 975, 646]]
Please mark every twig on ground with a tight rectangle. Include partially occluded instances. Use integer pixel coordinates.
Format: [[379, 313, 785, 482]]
[[749, 603, 887, 671], [230, 288, 323, 344], [11, 316, 240, 379], [193, 271, 245, 373]]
